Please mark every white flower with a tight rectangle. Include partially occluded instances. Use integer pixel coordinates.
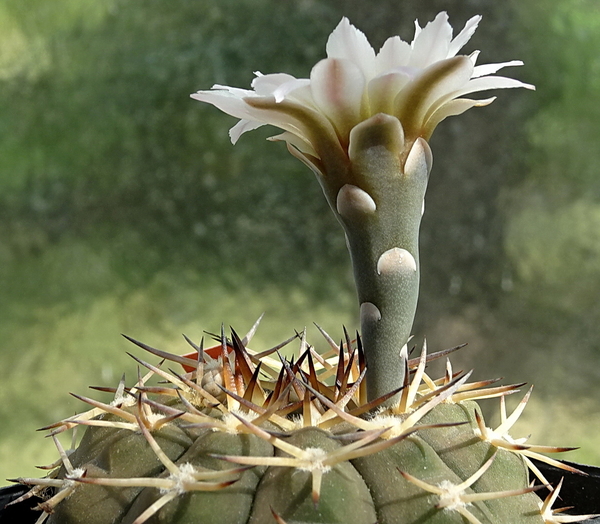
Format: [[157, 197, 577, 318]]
[[191, 12, 534, 174]]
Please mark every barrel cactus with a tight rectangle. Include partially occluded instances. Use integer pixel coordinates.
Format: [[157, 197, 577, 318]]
[[9, 11, 597, 524]]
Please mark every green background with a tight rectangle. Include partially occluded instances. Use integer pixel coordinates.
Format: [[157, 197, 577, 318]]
[[1, 0, 599, 482]]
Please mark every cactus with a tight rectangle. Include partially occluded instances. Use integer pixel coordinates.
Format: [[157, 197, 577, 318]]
[[8, 11, 598, 524]]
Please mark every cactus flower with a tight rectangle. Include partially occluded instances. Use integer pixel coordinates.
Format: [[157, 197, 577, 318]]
[[192, 12, 534, 402], [191, 12, 532, 166]]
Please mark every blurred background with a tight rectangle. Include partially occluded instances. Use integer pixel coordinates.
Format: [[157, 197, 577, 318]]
[[1, 0, 599, 482]]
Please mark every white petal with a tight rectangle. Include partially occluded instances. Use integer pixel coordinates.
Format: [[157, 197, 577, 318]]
[[202, 95, 307, 145], [191, 89, 257, 121], [269, 131, 317, 157], [272, 78, 312, 103], [326, 17, 376, 80], [423, 97, 496, 136], [310, 57, 366, 137], [452, 75, 536, 99], [229, 111, 296, 144], [413, 19, 423, 41], [375, 36, 411, 73], [424, 76, 534, 130], [422, 64, 523, 126], [285, 142, 324, 177], [394, 56, 474, 135], [409, 12, 453, 68], [244, 95, 347, 165], [210, 84, 255, 98], [229, 119, 265, 144], [252, 73, 300, 96], [367, 71, 412, 115], [447, 15, 481, 57], [472, 60, 524, 78], [192, 88, 272, 143]]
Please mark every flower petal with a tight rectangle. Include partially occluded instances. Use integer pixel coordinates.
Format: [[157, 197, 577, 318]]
[[409, 12, 453, 68], [310, 57, 366, 139], [447, 15, 481, 57], [367, 71, 412, 115], [326, 17, 376, 80], [229, 119, 265, 144], [375, 36, 411, 73], [285, 142, 324, 177], [394, 56, 474, 139], [472, 60, 524, 78], [423, 97, 496, 138], [191, 89, 257, 121], [192, 89, 265, 144], [452, 75, 536, 99], [210, 84, 255, 98], [268, 131, 317, 157], [251, 73, 301, 96], [244, 96, 347, 169], [422, 76, 534, 129], [273, 80, 313, 105]]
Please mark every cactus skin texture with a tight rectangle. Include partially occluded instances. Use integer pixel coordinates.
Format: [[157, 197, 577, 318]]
[[11, 323, 587, 524]]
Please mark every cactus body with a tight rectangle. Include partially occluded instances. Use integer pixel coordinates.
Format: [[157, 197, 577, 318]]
[[121, 429, 272, 524], [15, 329, 575, 524], [48, 421, 192, 524]]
